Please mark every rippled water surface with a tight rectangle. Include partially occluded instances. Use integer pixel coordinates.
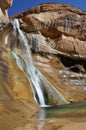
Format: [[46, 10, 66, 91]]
[[33, 102, 86, 120]]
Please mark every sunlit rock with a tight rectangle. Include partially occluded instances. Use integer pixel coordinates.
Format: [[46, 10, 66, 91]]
[[12, 3, 86, 59], [26, 33, 57, 54]]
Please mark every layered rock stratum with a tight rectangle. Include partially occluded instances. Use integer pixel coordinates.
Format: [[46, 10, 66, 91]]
[[12, 3, 86, 60], [11, 3, 86, 103]]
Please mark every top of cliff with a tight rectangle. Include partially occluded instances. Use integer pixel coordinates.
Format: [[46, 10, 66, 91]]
[[12, 3, 86, 18]]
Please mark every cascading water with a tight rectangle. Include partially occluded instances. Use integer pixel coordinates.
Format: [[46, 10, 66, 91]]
[[10, 19, 45, 106], [9, 19, 68, 107]]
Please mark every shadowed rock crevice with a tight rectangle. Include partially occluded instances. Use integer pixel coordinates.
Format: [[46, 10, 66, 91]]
[[58, 55, 86, 73]]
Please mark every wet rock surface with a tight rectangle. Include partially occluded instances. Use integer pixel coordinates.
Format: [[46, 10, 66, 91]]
[[32, 54, 86, 103]]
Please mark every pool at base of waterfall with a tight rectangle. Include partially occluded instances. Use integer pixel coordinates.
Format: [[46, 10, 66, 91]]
[[32, 101, 86, 120]]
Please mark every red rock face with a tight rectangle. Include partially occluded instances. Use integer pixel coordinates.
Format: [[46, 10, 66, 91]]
[[12, 3, 86, 41], [12, 3, 86, 59]]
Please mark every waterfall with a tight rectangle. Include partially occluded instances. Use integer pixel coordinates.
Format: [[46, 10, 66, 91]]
[[10, 19, 68, 107], [10, 19, 45, 107]]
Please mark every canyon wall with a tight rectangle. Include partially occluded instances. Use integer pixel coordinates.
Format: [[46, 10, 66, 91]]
[[12, 3, 86, 59]]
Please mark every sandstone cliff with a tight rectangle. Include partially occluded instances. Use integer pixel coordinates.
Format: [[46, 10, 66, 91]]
[[12, 3, 86, 60], [11, 3, 86, 103]]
